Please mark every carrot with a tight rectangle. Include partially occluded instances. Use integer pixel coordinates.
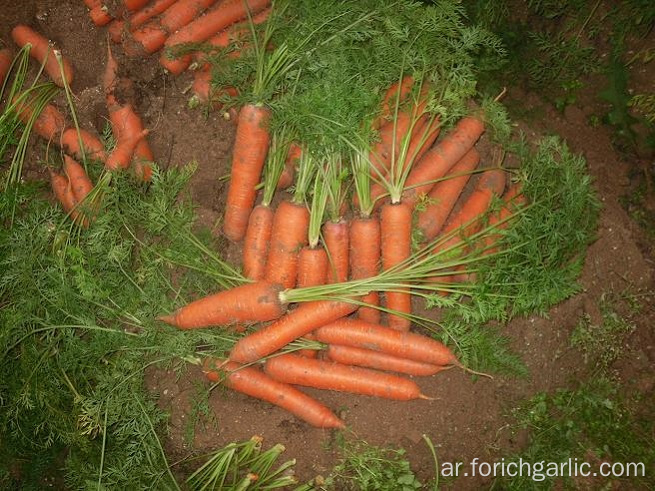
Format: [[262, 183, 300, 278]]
[[349, 215, 381, 323], [123, 0, 150, 11], [158, 280, 285, 329], [83, 0, 113, 26], [109, 0, 180, 43], [60, 127, 107, 162], [263, 200, 309, 288], [314, 318, 459, 367], [125, 0, 219, 56], [416, 147, 480, 241], [190, 67, 239, 116], [325, 344, 447, 377], [264, 353, 428, 401], [242, 204, 274, 280], [0, 49, 13, 86], [402, 115, 485, 209], [229, 300, 358, 364], [483, 184, 525, 254], [162, 0, 271, 74], [371, 75, 414, 130], [223, 103, 271, 242], [63, 155, 94, 203], [105, 128, 149, 171], [276, 142, 300, 190], [202, 358, 344, 429], [380, 201, 412, 331], [108, 103, 155, 179], [13, 95, 65, 142], [323, 220, 349, 284], [49, 169, 86, 226], [11, 25, 74, 88], [297, 247, 328, 288]]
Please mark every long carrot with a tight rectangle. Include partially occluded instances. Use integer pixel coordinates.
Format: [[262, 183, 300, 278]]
[[314, 318, 459, 367], [0, 49, 13, 86], [60, 127, 107, 162], [158, 281, 285, 329], [402, 115, 485, 209], [203, 358, 344, 429], [323, 219, 349, 284], [325, 344, 447, 377], [264, 353, 428, 401], [242, 204, 274, 280], [349, 215, 381, 323], [161, 0, 271, 74], [380, 201, 412, 331], [125, 0, 219, 56], [416, 147, 480, 241], [63, 155, 94, 203], [11, 25, 74, 88], [229, 300, 358, 364], [223, 103, 271, 241]]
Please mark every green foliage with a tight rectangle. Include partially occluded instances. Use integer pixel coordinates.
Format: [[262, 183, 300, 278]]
[[629, 94, 655, 124], [495, 378, 655, 489]]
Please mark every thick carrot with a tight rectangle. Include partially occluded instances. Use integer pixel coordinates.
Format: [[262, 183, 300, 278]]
[[417, 147, 480, 241], [0, 49, 13, 86], [63, 155, 94, 203], [125, 0, 219, 56], [105, 128, 148, 171], [323, 220, 349, 284], [242, 204, 274, 281], [11, 25, 73, 88], [60, 127, 107, 162], [325, 344, 447, 377], [83, 1, 113, 26], [14, 95, 65, 142], [402, 116, 485, 209], [263, 200, 309, 288], [264, 353, 427, 401], [350, 215, 381, 323], [297, 247, 328, 288], [158, 281, 285, 329], [229, 300, 358, 364], [380, 202, 412, 331], [161, 0, 271, 74], [108, 103, 154, 180], [203, 358, 344, 429], [223, 103, 271, 242], [314, 318, 459, 367], [277, 142, 300, 190]]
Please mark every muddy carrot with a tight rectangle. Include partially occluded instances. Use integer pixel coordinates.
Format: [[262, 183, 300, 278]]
[[60, 128, 107, 162], [0, 49, 13, 86], [242, 204, 274, 280], [323, 219, 349, 284], [83, 0, 113, 26], [277, 142, 300, 190], [105, 128, 148, 170], [13, 95, 65, 141], [63, 155, 94, 203], [11, 25, 73, 87]]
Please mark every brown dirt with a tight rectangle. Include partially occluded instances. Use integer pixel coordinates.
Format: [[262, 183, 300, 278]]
[[3, 2, 654, 489]]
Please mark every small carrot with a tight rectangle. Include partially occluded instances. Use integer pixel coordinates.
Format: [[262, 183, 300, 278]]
[[229, 300, 358, 364], [83, 1, 113, 26], [242, 204, 274, 280], [323, 219, 349, 284], [203, 358, 344, 429], [325, 344, 448, 377], [105, 128, 148, 171], [63, 155, 94, 203], [60, 127, 107, 162], [0, 49, 13, 86], [349, 215, 381, 323], [13, 95, 66, 142], [223, 103, 271, 242], [158, 281, 285, 329], [264, 353, 428, 401], [11, 25, 74, 88], [314, 318, 459, 367]]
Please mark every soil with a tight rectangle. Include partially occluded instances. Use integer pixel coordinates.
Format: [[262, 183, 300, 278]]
[[2, 2, 654, 489]]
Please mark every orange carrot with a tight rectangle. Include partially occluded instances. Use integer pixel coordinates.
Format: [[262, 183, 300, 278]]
[[125, 0, 219, 56], [380, 202, 412, 331], [325, 344, 447, 377], [0, 49, 13, 86], [349, 215, 381, 323], [123, 0, 150, 11], [403, 116, 485, 209], [190, 67, 239, 116], [263, 200, 309, 288], [13, 95, 65, 142], [223, 103, 271, 241], [323, 220, 349, 284], [229, 300, 358, 364], [105, 128, 148, 171], [49, 169, 77, 214], [297, 247, 328, 288], [63, 155, 94, 203], [11, 25, 74, 88], [108, 103, 154, 180], [371, 75, 414, 130], [83, 1, 113, 26], [417, 147, 480, 241], [162, 0, 271, 74], [203, 358, 345, 429], [109, 0, 180, 43], [242, 204, 274, 280], [314, 318, 459, 367], [60, 127, 107, 162], [264, 353, 427, 401], [276, 141, 299, 190], [158, 281, 285, 329]]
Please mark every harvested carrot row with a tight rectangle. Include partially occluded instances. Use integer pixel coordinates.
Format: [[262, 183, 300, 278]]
[[264, 353, 428, 401], [314, 318, 459, 367], [325, 344, 447, 377], [242, 204, 274, 280], [0, 49, 13, 86], [11, 25, 74, 88], [323, 219, 349, 284], [229, 300, 358, 364], [203, 358, 345, 429], [403, 115, 485, 209], [158, 281, 285, 329], [380, 201, 412, 331], [63, 155, 94, 203], [109, 0, 179, 43], [349, 215, 381, 323], [161, 0, 271, 74], [417, 147, 480, 241], [60, 128, 107, 162], [83, 0, 113, 26]]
